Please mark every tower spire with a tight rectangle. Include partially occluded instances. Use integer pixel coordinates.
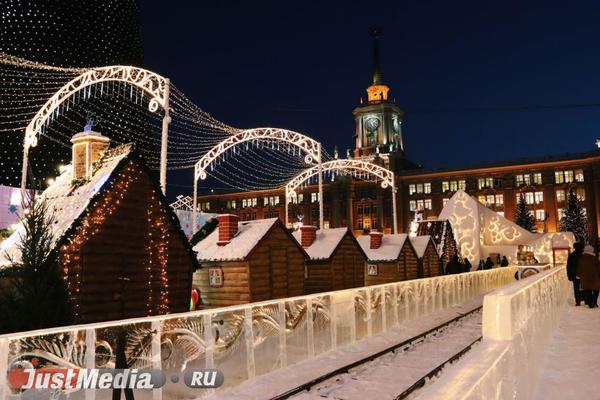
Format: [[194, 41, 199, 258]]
[[371, 28, 383, 85]]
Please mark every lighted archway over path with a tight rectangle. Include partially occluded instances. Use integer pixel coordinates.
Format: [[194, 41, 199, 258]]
[[192, 127, 324, 232], [285, 159, 398, 233], [22, 65, 172, 196]]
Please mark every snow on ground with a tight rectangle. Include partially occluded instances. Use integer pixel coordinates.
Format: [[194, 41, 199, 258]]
[[291, 310, 482, 400], [206, 296, 486, 400], [534, 298, 600, 400]]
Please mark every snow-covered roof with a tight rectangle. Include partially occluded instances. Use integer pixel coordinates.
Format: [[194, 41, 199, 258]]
[[410, 235, 433, 258], [194, 218, 279, 262], [0, 145, 132, 267], [291, 228, 349, 260], [356, 234, 409, 262]]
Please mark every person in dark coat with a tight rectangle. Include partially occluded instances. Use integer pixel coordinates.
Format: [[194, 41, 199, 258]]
[[484, 257, 494, 270], [576, 245, 600, 308], [477, 260, 485, 271], [496, 254, 501, 266], [445, 254, 461, 274], [500, 256, 509, 267], [566, 242, 584, 306], [463, 258, 472, 273]]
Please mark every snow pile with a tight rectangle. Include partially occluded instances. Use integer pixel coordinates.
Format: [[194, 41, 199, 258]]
[[0, 145, 132, 267], [194, 218, 279, 261], [410, 235, 433, 258], [439, 190, 574, 264], [356, 234, 408, 262], [291, 227, 348, 260]]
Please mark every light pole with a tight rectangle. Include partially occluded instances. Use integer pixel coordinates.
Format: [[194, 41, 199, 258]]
[[159, 78, 171, 195]]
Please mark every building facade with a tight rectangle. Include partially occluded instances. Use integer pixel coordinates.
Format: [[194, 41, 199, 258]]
[[194, 32, 600, 245]]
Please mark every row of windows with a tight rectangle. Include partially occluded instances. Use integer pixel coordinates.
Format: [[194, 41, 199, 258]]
[[409, 169, 585, 195], [478, 194, 505, 206], [409, 199, 433, 211]]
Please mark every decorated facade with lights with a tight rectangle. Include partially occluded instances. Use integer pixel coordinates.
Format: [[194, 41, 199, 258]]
[[0, 132, 197, 323]]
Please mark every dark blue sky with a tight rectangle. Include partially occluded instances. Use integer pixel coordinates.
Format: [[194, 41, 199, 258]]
[[140, 1, 600, 173]]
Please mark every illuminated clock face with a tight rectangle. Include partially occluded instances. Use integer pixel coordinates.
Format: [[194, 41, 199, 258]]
[[365, 117, 380, 132]]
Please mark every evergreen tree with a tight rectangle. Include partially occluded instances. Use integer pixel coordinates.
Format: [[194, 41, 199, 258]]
[[0, 198, 71, 334], [560, 185, 588, 243], [514, 193, 536, 232]]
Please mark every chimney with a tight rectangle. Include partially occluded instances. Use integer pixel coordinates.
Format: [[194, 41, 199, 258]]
[[71, 130, 110, 179], [370, 230, 383, 249], [217, 214, 239, 246], [300, 225, 317, 247]]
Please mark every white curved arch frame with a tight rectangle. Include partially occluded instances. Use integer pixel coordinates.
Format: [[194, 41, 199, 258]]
[[21, 65, 172, 196], [192, 128, 324, 232], [285, 159, 398, 233]]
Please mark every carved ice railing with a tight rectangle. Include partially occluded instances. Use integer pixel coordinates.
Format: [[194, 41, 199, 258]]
[[417, 265, 569, 400], [0, 267, 518, 399]]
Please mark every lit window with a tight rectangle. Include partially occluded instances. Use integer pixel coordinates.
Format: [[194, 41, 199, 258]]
[[486, 177, 494, 188], [525, 192, 534, 205], [201, 202, 210, 211], [524, 174, 531, 186], [515, 174, 524, 186], [556, 190, 565, 202], [227, 200, 237, 209], [478, 195, 486, 204], [533, 173, 542, 185], [409, 184, 416, 195], [575, 169, 584, 182], [424, 199, 432, 210], [416, 183, 424, 194], [534, 191, 544, 204], [535, 209, 545, 221], [486, 195, 495, 205], [442, 181, 449, 192], [409, 200, 417, 211], [555, 171, 564, 184], [416, 200, 424, 210], [564, 170, 574, 183], [557, 208, 565, 220], [311, 193, 319, 203], [577, 188, 586, 201], [495, 194, 504, 205], [424, 182, 431, 194], [458, 180, 466, 190], [478, 178, 485, 190], [443, 198, 450, 207], [450, 181, 458, 191]]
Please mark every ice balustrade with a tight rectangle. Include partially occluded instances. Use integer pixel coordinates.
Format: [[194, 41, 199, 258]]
[[416, 265, 569, 400], [0, 267, 517, 399]]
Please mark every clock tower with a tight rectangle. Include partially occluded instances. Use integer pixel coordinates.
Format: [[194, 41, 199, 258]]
[[353, 29, 404, 170]]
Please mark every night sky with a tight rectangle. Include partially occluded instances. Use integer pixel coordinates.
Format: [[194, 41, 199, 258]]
[[140, 1, 600, 193]]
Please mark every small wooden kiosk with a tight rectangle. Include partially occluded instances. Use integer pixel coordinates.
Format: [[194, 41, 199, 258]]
[[410, 235, 443, 278], [357, 232, 421, 285], [193, 215, 307, 307], [292, 226, 366, 294]]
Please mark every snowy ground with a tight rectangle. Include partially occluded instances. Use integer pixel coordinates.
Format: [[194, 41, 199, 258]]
[[290, 310, 482, 400], [533, 298, 600, 400], [206, 296, 485, 400]]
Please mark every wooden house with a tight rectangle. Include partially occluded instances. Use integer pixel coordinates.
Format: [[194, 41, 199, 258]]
[[292, 226, 366, 294], [0, 131, 196, 324], [410, 235, 443, 278], [357, 232, 420, 285], [193, 215, 307, 307]]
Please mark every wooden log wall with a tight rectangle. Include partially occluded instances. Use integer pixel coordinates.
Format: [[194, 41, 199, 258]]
[[193, 261, 251, 307], [421, 241, 442, 278]]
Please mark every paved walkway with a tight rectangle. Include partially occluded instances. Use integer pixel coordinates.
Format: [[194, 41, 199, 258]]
[[534, 299, 600, 400]]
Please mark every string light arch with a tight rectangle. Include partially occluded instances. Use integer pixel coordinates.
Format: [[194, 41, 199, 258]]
[[284, 159, 398, 233]]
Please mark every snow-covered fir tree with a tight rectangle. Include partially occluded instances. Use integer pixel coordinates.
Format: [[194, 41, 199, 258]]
[[514, 193, 536, 232], [560, 185, 588, 243]]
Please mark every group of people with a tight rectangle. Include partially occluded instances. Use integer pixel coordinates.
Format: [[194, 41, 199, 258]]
[[566, 242, 600, 308], [445, 253, 510, 275]]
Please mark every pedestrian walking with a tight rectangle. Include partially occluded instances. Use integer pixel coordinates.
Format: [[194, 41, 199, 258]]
[[500, 256, 509, 267], [484, 257, 494, 270], [566, 242, 584, 306], [576, 245, 600, 308], [463, 258, 472, 273]]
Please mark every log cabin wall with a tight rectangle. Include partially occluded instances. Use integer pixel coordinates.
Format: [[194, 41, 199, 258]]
[[330, 234, 365, 290], [248, 224, 305, 302], [193, 261, 251, 307], [364, 261, 397, 286], [61, 160, 194, 324], [401, 244, 419, 281], [304, 261, 331, 294], [417, 241, 442, 278]]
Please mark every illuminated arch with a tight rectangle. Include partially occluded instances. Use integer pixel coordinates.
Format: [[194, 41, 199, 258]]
[[284, 159, 394, 198], [193, 127, 321, 181], [284, 159, 398, 233], [24, 65, 169, 148]]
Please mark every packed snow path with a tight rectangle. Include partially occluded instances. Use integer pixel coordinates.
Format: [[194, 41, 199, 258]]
[[289, 310, 482, 400], [206, 296, 486, 400], [534, 299, 600, 400]]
